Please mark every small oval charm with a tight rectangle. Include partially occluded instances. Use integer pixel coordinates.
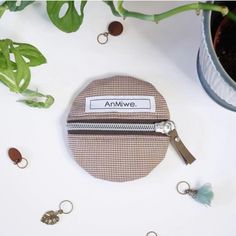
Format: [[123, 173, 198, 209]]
[[41, 211, 60, 225], [8, 148, 22, 164], [8, 147, 28, 169]]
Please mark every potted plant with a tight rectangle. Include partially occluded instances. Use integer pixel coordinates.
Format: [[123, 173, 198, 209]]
[[0, 1, 236, 110], [197, 1, 236, 111]]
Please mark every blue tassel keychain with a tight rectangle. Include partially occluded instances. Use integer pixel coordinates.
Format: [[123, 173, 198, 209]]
[[176, 181, 214, 206]]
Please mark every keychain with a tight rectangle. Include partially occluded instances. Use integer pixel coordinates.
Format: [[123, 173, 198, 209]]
[[41, 200, 73, 225], [176, 181, 214, 206], [8, 147, 28, 169], [97, 21, 123, 44]]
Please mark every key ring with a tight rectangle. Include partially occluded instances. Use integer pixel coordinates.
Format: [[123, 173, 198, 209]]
[[59, 200, 73, 214], [97, 32, 109, 44], [176, 181, 191, 195], [16, 157, 28, 169], [146, 231, 158, 236]]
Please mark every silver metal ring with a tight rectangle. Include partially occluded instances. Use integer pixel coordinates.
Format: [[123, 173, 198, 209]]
[[16, 157, 28, 169], [146, 231, 158, 236], [59, 200, 73, 214], [176, 181, 191, 195], [97, 32, 109, 44]]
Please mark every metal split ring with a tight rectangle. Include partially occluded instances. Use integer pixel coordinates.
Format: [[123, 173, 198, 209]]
[[176, 181, 191, 195], [59, 200, 73, 214], [97, 32, 109, 44], [16, 157, 28, 169], [146, 231, 158, 236]]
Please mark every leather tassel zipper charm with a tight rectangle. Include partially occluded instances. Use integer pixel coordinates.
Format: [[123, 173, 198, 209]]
[[67, 120, 196, 165]]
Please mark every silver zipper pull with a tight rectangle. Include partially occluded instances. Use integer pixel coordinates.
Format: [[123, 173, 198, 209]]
[[155, 121, 196, 165]]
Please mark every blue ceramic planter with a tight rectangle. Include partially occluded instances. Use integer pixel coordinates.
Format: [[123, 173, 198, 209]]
[[197, 7, 236, 111]]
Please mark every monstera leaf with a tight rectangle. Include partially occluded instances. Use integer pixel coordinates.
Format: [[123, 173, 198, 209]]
[[0, 39, 54, 108], [6, 1, 34, 11], [47, 1, 87, 33]]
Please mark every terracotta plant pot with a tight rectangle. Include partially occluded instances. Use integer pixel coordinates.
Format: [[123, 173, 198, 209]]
[[197, 1, 236, 111]]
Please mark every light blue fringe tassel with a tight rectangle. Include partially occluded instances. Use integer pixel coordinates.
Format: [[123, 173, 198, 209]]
[[194, 183, 214, 206]]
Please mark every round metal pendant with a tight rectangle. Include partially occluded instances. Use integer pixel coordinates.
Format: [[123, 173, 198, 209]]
[[108, 21, 123, 36]]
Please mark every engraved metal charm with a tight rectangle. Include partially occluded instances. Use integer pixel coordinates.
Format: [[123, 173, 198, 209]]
[[41, 210, 62, 225], [8, 147, 28, 169], [41, 200, 73, 225], [97, 21, 123, 44]]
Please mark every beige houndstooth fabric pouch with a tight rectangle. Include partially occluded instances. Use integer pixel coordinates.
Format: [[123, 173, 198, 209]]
[[67, 76, 196, 182]]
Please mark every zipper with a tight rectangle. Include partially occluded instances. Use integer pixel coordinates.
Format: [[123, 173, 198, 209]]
[[67, 120, 196, 165]]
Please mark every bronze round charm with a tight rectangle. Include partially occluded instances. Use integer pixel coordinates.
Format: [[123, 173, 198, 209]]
[[108, 21, 123, 36]]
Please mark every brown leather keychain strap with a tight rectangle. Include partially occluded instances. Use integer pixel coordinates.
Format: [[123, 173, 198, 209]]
[[169, 129, 196, 165]]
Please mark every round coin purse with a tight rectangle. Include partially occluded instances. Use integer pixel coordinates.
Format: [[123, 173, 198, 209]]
[[66, 76, 196, 182]]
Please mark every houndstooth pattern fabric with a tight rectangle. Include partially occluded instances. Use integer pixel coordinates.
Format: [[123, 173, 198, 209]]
[[67, 76, 170, 182]]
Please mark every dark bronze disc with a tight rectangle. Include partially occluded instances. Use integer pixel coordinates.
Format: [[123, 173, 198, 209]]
[[108, 21, 123, 36], [8, 148, 22, 164]]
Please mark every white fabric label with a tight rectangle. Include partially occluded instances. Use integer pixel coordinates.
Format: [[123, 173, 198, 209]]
[[85, 96, 156, 113]]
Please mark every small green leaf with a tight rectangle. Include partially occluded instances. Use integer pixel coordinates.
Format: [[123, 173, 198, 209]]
[[20, 89, 54, 108], [47, 1, 87, 33], [6, 1, 34, 11], [13, 42, 47, 67]]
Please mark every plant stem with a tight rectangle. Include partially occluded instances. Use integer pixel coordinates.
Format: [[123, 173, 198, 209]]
[[103, 1, 120, 17], [116, 1, 236, 23], [0, 2, 8, 18]]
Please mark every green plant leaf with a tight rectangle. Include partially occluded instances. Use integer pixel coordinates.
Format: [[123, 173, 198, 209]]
[[0, 38, 54, 108], [13, 42, 47, 67], [47, 1, 87, 33], [20, 89, 54, 108], [6, 1, 34, 11]]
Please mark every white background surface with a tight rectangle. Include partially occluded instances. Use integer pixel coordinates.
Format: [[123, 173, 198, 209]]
[[0, 1, 236, 236]]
